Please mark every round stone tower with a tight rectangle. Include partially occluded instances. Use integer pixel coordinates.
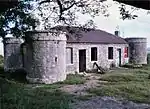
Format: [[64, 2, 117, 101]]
[[125, 38, 147, 64], [3, 37, 22, 72], [24, 30, 67, 84]]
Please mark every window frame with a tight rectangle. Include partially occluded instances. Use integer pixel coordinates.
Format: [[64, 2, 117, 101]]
[[91, 47, 97, 61], [108, 47, 113, 59], [66, 47, 73, 65]]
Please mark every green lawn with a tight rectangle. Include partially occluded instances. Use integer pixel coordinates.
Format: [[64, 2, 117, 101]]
[[0, 69, 87, 109], [0, 70, 75, 109], [0, 79, 74, 109], [87, 65, 150, 103], [58, 74, 86, 85], [1, 63, 150, 109]]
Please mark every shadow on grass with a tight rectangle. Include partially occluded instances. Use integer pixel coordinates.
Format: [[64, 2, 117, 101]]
[[0, 67, 27, 83], [0, 76, 74, 109]]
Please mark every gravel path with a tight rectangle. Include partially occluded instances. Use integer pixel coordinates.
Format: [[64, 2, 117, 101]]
[[71, 96, 150, 109]]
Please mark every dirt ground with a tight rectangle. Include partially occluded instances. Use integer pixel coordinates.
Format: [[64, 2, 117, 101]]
[[59, 73, 102, 95], [60, 72, 150, 109], [71, 96, 150, 109]]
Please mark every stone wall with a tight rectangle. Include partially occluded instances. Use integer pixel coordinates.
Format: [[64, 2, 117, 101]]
[[3, 37, 22, 72], [125, 38, 147, 64], [66, 43, 129, 73], [3, 33, 129, 84], [24, 31, 67, 84]]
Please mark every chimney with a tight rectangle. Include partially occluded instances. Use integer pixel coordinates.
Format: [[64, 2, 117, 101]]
[[115, 30, 120, 36]]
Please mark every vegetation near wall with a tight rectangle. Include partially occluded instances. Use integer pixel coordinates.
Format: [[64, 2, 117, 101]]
[[0, 55, 4, 67]]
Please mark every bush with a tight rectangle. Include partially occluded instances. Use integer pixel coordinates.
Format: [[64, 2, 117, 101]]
[[0, 55, 4, 66]]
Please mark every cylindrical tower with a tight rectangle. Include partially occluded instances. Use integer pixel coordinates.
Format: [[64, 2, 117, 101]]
[[25, 30, 67, 84], [125, 37, 147, 64], [3, 37, 22, 72]]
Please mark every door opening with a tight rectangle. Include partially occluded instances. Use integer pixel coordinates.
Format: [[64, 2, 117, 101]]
[[79, 49, 86, 72], [116, 49, 121, 67]]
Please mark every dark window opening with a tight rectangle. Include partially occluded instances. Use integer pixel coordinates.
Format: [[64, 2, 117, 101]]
[[66, 47, 73, 64], [91, 47, 97, 61], [108, 47, 113, 59]]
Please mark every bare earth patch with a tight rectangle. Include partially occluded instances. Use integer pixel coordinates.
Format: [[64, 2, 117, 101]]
[[71, 96, 150, 109], [60, 67, 150, 109], [59, 73, 101, 96]]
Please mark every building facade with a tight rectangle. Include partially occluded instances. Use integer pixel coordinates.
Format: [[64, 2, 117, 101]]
[[66, 43, 129, 74], [3, 28, 131, 84]]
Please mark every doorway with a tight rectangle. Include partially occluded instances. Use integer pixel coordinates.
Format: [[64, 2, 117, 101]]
[[79, 49, 86, 72], [116, 49, 121, 67]]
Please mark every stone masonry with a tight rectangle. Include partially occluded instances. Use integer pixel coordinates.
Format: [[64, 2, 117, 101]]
[[3, 37, 23, 72], [66, 43, 129, 74], [23, 31, 67, 84], [125, 38, 147, 64], [3, 31, 147, 84]]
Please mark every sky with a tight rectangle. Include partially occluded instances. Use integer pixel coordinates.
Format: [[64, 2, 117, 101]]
[[0, 0, 150, 55]]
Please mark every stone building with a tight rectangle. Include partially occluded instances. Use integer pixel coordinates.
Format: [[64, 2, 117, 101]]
[[65, 29, 129, 74], [5, 27, 148, 84]]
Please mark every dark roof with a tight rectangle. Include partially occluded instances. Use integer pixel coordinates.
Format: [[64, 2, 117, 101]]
[[67, 29, 127, 44], [52, 26, 127, 44]]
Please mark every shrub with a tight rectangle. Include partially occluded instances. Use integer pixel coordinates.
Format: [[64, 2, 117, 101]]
[[0, 55, 4, 67]]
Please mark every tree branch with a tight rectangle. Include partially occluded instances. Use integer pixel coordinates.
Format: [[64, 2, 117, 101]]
[[63, 2, 75, 11], [55, 0, 63, 19], [39, 0, 53, 5]]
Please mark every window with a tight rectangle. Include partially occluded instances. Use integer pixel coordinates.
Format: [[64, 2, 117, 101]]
[[66, 47, 73, 64], [91, 47, 97, 61], [108, 47, 113, 59], [124, 47, 129, 58]]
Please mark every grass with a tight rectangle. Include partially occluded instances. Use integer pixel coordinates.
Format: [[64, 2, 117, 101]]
[[87, 65, 150, 103], [0, 69, 86, 109], [58, 74, 86, 85], [0, 77, 75, 109], [1, 55, 150, 108], [0, 68, 79, 109], [75, 94, 94, 101]]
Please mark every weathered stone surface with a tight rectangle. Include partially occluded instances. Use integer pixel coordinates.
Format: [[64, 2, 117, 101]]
[[24, 31, 67, 84], [3, 37, 22, 72], [125, 38, 147, 64], [66, 43, 129, 73]]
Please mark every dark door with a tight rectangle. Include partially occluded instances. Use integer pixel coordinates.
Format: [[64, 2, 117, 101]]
[[117, 49, 121, 66], [79, 49, 86, 72]]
